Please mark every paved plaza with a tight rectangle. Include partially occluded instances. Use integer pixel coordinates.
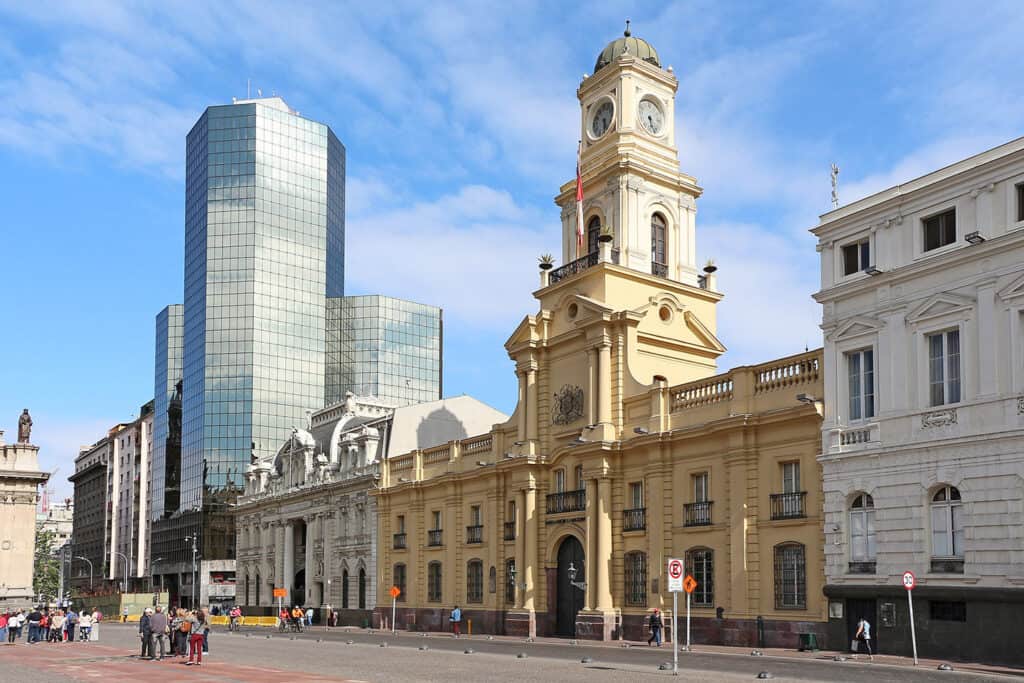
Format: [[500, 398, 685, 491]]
[[0, 623, 1012, 682]]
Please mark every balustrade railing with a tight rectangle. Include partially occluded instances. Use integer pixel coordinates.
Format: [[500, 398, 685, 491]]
[[545, 489, 586, 514], [549, 252, 598, 284], [466, 525, 483, 544], [769, 492, 806, 520], [393, 532, 407, 550], [755, 354, 820, 393], [651, 261, 668, 278], [684, 501, 713, 527], [623, 507, 646, 531], [427, 529, 443, 547], [503, 521, 516, 541]]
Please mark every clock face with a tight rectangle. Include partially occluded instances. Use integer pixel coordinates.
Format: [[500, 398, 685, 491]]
[[590, 101, 614, 138], [638, 99, 665, 135]]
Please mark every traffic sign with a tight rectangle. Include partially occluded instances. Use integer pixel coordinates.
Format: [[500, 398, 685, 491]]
[[902, 571, 916, 590], [390, 585, 401, 599], [683, 574, 697, 594], [273, 588, 287, 598], [667, 558, 684, 592]]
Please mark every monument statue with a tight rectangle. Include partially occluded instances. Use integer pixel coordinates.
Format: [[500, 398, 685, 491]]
[[17, 409, 32, 444]]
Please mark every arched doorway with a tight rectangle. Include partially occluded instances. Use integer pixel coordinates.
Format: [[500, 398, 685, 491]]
[[556, 536, 585, 637], [294, 569, 306, 606]]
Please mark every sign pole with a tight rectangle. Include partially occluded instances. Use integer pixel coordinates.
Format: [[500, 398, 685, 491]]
[[392, 595, 397, 634], [673, 591, 678, 675], [686, 589, 691, 652], [907, 588, 918, 666]]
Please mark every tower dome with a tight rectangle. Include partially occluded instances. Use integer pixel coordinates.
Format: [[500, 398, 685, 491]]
[[594, 22, 660, 73]]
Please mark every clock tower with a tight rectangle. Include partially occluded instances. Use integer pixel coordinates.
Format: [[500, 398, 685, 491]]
[[555, 24, 702, 285]]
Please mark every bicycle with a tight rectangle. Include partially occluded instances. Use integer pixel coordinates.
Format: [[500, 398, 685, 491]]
[[228, 617, 240, 632]]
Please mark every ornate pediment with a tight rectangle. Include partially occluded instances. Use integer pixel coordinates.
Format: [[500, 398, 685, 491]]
[[905, 292, 974, 325], [683, 311, 726, 353], [997, 273, 1024, 303], [826, 315, 884, 342]]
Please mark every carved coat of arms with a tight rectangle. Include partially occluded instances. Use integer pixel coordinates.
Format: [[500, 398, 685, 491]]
[[551, 385, 585, 425]]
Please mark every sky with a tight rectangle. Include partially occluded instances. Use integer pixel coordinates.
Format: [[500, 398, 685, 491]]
[[2, 1, 1024, 498]]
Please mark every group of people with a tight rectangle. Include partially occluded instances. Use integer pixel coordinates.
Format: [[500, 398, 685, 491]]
[[137, 606, 210, 665], [0, 607, 102, 644], [278, 605, 315, 631]]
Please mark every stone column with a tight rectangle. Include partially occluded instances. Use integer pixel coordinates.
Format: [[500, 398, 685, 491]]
[[284, 522, 295, 605], [517, 370, 527, 441], [515, 489, 526, 609], [584, 477, 597, 611], [262, 523, 272, 605], [523, 487, 538, 612], [526, 367, 538, 443], [322, 512, 333, 607], [274, 522, 285, 593], [595, 477, 613, 610], [597, 343, 612, 429], [586, 348, 597, 426], [305, 517, 315, 606]]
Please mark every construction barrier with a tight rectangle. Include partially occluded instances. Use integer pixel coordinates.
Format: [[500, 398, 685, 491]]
[[208, 616, 229, 626]]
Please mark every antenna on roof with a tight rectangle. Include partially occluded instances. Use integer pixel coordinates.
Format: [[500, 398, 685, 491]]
[[830, 163, 840, 209], [624, 19, 631, 37], [257, 88, 262, 97]]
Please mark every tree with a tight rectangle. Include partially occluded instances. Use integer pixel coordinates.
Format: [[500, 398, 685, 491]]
[[33, 529, 60, 602]]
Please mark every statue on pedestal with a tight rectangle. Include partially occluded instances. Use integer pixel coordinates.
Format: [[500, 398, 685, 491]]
[[17, 409, 32, 444]]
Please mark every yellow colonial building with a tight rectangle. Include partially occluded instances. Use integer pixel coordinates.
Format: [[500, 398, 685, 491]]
[[373, 28, 827, 646]]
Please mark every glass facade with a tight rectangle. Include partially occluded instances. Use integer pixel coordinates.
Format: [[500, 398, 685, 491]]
[[181, 98, 345, 561], [151, 304, 183, 521], [325, 295, 442, 406]]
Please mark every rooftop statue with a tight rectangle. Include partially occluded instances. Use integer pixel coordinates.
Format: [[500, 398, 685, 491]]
[[17, 409, 32, 444]]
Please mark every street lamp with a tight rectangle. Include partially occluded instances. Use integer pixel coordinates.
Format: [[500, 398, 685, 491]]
[[566, 562, 586, 591], [184, 535, 199, 608], [74, 556, 94, 589], [113, 552, 129, 593]]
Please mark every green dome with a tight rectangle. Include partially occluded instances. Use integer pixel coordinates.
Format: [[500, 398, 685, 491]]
[[594, 26, 660, 73]]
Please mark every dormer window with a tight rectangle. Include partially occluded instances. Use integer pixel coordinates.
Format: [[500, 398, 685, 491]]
[[923, 208, 956, 251], [841, 240, 870, 276]]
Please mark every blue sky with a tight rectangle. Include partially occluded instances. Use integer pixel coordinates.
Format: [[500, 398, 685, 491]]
[[2, 1, 1023, 496]]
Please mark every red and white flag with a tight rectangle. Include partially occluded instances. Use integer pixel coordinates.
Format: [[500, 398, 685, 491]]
[[576, 141, 584, 256]]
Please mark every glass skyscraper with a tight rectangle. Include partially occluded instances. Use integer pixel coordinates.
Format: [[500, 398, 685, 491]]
[[180, 97, 345, 561], [151, 304, 184, 522], [326, 295, 442, 406]]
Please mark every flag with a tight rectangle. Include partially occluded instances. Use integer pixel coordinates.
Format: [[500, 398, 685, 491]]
[[576, 141, 584, 256]]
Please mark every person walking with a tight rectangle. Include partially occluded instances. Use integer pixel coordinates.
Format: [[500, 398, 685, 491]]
[[122, 607, 129, 623], [150, 606, 168, 661], [48, 612, 64, 643], [854, 616, 874, 661], [647, 608, 663, 647], [78, 610, 93, 642], [449, 606, 462, 638], [174, 608, 190, 658], [90, 608, 101, 641], [139, 607, 155, 659], [26, 606, 42, 644], [305, 606, 314, 628], [185, 610, 204, 666], [0, 612, 8, 644], [200, 608, 210, 655], [64, 609, 77, 642]]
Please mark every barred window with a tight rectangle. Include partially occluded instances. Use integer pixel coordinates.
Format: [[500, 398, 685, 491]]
[[685, 548, 714, 607], [428, 562, 442, 602], [393, 563, 406, 602], [624, 551, 648, 607], [774, 543, 806, 609], [467, 560, 484, 603], [505, 558, 516, 604]]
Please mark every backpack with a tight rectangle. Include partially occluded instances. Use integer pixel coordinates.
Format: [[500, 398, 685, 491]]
[[180, 619, 192, 633]]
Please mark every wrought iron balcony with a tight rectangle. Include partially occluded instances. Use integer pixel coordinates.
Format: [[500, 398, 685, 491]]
[[684, 501, 713, 527], [393, 532, 407, 550], [651, 261, 668, 278], [546, 489, 586, 514], [503, 521, 516, 541], [769, 492, 807, 520], [427, 529, 443, 547], [549, 252, 598, 284], [623, 507, 646, 531], [466, 525, 483, 544]]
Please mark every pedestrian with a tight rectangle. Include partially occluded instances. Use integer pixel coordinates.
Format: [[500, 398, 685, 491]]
[[65, 608, 77, 642], [305, 606, 314, 627], [49, 611, 64, 643], [854, 616, 874, 661], [647, 608, 663, 647], [10, 610, 24, 641], [26, 606, 42, 644], [449, 605, 462, 638], [39, 610, 50, 642], [174, 608, 190, 657], [122, 607, 129, 623], [185, 610, 204, 666], [0, 612, 8, 644], [90, 607, 101, 641], [78, 609, 93, 642], [150, 606, 168, 661], [139, 607, 154, 659], [200, 608, 210, 655]]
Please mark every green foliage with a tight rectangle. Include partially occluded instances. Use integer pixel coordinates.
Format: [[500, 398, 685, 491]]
[[33, 529, 61, 601]]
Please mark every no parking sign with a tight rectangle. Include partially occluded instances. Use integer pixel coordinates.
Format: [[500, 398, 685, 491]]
[[667, 558, 684, 592]]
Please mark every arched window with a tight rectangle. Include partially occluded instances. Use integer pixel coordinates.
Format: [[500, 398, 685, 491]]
[[931, 485, 963, 558], [651, 213, 667, 266], [342, 568, 350, 609], [624, 551, 647, 607], [685, 548, 713, 607], [358, 568, 367, 609], [774, 543, 806, 609], [849, 493, 876, 564], [428, 562, 443, 602], [467, 560, 484, 603], [393, 563, 407, 602], [587, 216, 601, 255]]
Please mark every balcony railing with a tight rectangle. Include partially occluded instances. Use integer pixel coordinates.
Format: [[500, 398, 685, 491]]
[[503, 521, 516, 541], [393, 532, 407, 550], [546, 489, 586, 514], [651, 261, 668, 278], [427, 529, 443, 547], [770, 492, 807, 520], [623, 507, 646, 531], [549, 252, 598, 284], [466, 525, 483, 544], [684, 501, 713, 527]]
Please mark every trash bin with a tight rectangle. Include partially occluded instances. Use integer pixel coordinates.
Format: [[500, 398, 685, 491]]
[[797, 632, 819, 652]]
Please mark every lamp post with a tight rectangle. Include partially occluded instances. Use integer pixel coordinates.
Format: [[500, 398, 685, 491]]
[[566, 562, 586, 591], [112, 551, 129, 593], [74, 556, 94, 590], [184, 535, 199, 608]]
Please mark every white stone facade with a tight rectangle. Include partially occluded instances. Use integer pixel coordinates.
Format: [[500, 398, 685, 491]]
[[106, 405, 154, 586], [812, 137, 1024, 661]]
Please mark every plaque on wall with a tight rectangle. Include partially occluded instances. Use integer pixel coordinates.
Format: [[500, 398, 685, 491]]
[[551, 385, 585, 425]]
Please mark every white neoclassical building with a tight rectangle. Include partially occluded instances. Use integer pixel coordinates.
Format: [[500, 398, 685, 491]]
[[234, 393, 505, 622], [813, 137, 1024, 665]]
